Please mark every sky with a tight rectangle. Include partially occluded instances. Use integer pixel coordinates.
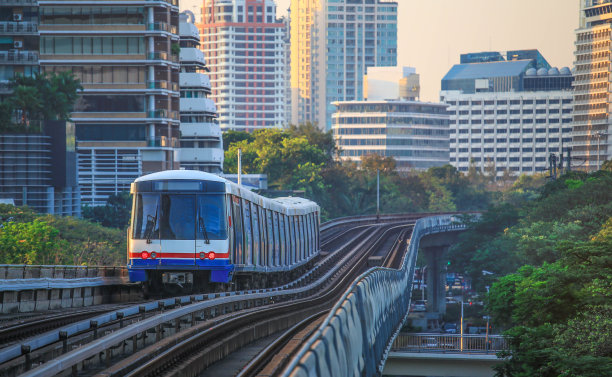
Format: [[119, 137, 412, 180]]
[[183, 0, 579, 102]]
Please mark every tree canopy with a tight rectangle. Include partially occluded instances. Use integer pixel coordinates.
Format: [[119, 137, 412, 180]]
[[448, 169, 612, 376]]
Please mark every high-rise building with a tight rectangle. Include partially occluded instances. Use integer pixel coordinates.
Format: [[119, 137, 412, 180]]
[[198, 0, 286, 131], [0, 0, 40, 96], [364, 66, 419, 101], [178, 11, 223, 172], [573, 0, 612, 171], [39, 0, 181, 205], [441, 50, 574, 176], [290, 0, 398, 130]]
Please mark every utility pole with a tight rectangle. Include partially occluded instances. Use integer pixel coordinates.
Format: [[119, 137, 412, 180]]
[[376, 169, 380, 219], [238, 148, 242, 186]]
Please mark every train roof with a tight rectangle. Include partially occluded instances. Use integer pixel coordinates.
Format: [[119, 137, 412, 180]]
[[134, 170, 319, 216]]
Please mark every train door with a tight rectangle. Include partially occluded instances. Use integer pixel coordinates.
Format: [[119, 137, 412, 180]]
[[195, 194, 228, 262], [231, 196, 243, 266], [160, 194, 196, 266], [259, 206, 266, 267]]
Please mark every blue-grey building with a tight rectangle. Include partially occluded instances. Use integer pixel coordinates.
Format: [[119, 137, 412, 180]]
[[290, 0, 398, 131]]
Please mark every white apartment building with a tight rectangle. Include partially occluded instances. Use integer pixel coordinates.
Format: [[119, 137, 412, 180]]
[[199, 0, 286, 131], [332, 100, 450, 171], [442, 90, 573, 176], [179, 12, 223, 173], [573, 0, 612, 171]]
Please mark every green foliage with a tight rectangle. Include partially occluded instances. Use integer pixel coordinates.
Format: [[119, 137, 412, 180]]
[[0, 72, 82, 133], [222, 128, 497, 220], [454, 171, 612, 376], [82, 192, 132, 229], [0, 205, 126, 265]]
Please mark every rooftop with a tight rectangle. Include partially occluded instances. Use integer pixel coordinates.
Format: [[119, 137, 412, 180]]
[[442, 60, 533, 81]]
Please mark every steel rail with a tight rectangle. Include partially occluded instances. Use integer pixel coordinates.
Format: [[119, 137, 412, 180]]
[[124, 223, 411, 377], [16, 223, 394, 377]]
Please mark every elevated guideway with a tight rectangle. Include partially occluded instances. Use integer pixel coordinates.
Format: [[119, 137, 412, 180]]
[[280, 214, 477, 377]]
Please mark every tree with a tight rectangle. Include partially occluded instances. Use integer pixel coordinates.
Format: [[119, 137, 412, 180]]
[[360, 153, 397, 173], [82, 192, 132, 229], [9, 85, 41, 128], [0, 219, 63, 264], [222, 130, 255, 151]]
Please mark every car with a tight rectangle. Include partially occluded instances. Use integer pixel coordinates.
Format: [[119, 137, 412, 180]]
[[443, 323, 458, 334]]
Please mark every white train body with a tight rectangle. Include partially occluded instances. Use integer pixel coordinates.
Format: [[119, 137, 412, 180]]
[[127, 170, 320, 287]]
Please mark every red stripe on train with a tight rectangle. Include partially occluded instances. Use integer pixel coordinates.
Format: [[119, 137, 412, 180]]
[[129, 252, 229, 259]]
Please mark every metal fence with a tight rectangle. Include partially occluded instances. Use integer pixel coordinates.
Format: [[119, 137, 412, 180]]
[[281, 215, 473, 377], [393, 333, 508, 354]]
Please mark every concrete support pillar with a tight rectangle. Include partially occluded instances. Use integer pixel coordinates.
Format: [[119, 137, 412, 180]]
[[424, 246, 448, 316]]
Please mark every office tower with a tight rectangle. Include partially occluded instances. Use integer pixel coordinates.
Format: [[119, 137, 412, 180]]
[[573, 0, 612, 170], [440, 50, 573, 176], [0, 0, 39, 96], [199, 0, 286, 131], [290, 0, 398, 130], [333, 71, 449, 171], [39, 0, 181, 205], [178, 11, 223, 172]]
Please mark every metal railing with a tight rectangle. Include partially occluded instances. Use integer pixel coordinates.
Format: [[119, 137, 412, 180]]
[[0, 50, 38, 63], [392, 333, 507, 354], [281, 215, 475, 377], [0, 265, 126, 279], [0, 21, 38, 33]]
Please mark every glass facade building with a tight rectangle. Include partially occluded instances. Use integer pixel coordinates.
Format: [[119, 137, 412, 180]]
[[332, 100, 449, 171], [39, 0, 181, 205], [291, 0, 398, 130]]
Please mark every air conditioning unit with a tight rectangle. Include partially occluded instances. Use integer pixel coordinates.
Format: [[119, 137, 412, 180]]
[[12, 14, 23, 21], [13, 41, 23, 49]]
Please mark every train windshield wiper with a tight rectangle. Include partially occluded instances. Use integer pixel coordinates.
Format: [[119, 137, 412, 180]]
[[144, 212, 157, 244], [198, 215, 210, 244]]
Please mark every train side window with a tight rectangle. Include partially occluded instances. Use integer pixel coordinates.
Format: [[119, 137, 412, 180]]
[[266, 209, 274, 267], [251, 203, 260, 266], [160, 194, 195, 240], [259, 206, 266, 266], [273, 212, 281, 267], [287, 215, 294, 265], [279, 214, 286, 266], [298, 216, 304, 261], [306, 213, 312, 257], [242, 199, 252, 265]]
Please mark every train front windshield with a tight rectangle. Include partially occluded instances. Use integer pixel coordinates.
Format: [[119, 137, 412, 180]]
[[132, 181, 227, 241]]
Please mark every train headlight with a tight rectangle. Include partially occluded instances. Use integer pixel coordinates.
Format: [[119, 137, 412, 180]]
[[200, 252, 206, 259], [141, 251, 149, 259], [150, 252, 157, 259], [208, 252, 216, 260]]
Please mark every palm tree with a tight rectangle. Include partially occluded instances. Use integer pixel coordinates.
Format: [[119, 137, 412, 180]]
[[9, 85, 41, 129]]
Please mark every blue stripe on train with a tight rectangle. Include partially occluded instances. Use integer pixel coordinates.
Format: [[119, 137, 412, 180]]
[[128, 259, 234, 283]]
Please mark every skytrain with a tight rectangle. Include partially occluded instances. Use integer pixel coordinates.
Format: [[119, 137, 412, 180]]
[[127, 170, 320, 292]]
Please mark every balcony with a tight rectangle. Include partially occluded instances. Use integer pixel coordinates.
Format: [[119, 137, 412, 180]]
[[147, 51, 168, 61], [179, 72, 211, 90], [146, 22, 177, 34], [0, 50, 38, 64], [179, 48, 206, 65], [0, 0, 38, 6], [147, 136, 179, 148], [145, 0, 179, 7], [0, 21, 38, 34], [147, 80, 168, 89], [180, 98, 217, 114]]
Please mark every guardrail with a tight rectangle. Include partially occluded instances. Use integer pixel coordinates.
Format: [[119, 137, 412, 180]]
[[281, 214, 472, 377], [392, 333, 507, 354], [0, 265, 126, 280]]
